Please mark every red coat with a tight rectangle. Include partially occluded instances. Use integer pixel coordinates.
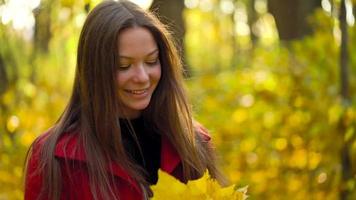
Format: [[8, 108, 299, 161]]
[[25, 127, 211, 200]]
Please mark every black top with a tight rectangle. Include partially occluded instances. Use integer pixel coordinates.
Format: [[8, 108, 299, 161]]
[[119, 117, 161, 185]]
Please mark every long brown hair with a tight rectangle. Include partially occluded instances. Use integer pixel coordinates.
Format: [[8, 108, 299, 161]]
[[26, 1, 226, 199]]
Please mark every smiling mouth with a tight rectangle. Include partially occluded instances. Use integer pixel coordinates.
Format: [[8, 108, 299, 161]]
[[124, 88, 149, 95]]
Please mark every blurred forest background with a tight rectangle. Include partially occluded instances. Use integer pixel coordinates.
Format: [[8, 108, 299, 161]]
[[0, 0, 356, 199]]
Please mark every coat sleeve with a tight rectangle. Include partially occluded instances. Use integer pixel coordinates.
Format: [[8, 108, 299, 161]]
[[24, 141, 45, 200]]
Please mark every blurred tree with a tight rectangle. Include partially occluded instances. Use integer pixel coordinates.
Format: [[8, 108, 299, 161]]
[[0, 26, 17, 95], [0, 26, 18, 134], [84, 0, 91, 13], [339, 0, 350, 101], [247, 0, 258, 45], [267, 0, 321, 40], [0, 55, 7, 95], [0, 0, 355, 199], [33, 0, 54, 53], [338, 0, 352, 199], [149, 0, 190, 76], [353, 1, 356, 22], [0, 53, 8, 140], [229, 1, 239, 68]]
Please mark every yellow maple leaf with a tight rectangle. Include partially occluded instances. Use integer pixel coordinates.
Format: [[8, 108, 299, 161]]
[[151, 170, 248, 200]]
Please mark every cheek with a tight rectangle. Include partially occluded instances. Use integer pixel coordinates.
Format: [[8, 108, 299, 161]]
[[116, 72, 127, 88], [154, 65, 162, 82]]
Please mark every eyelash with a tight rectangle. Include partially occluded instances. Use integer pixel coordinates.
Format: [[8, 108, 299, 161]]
[[146, 59, 159, 66], [118, 65, 130, 70], [118, 59, 159, 70]]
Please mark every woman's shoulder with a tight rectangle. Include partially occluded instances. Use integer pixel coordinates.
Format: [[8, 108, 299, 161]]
[[29, 127, 81, 160], [25, 128, 54, 183], [29, 128, 54, 156]]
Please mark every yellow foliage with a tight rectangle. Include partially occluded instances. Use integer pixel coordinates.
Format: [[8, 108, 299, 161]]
[[20, 131, 37, 147], [232, 109, 249, 124], [289, 149, 307, 169], [240, 139, 256, 152], [308, 152, 322, 170], [274, 138, 288, 151], [263, 111, 278, 128], [151, 170, 248, 200], [290, 135, 304, 148], [328, 104, 343, 124], [60, 0, 74, 8], [6, 115, 20, 133]]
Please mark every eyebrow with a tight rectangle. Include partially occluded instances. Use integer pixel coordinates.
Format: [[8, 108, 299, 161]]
[[119, 49, 159, 59]]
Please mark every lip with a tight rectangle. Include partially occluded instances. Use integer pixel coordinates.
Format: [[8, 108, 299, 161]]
[[123, 88, 150, 98]]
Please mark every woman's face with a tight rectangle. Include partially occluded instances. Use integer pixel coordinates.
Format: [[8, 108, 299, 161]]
[[116, 27, 161, 118]]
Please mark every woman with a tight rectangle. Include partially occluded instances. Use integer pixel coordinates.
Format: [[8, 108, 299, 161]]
[[25, 1, 226, 199]]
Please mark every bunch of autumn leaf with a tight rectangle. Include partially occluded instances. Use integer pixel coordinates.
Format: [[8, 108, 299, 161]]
[[151, 170, 248, 200]]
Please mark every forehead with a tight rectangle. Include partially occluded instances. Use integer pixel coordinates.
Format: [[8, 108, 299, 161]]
[[117, 27, 158, 57]]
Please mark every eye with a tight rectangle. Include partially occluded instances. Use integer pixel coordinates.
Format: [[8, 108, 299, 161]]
[[118, 63, 131, 70], [145, 58, 159, 66]]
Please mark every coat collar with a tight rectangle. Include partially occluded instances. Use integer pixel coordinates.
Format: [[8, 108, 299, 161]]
[[54, 132, 181, 192]]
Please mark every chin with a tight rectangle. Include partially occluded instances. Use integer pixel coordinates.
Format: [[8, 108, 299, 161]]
[[130, 102, 150, 111]]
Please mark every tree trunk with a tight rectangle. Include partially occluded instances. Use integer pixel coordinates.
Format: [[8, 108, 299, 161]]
[[267, 0, 321, 41], [0, 55, 8, 96], [33, 0, 53, 53], [31, 0, 54, 83], [339, 0, 349, 100], [247, 0, 258, 45], [230, 9, 239, 69], [353, 2, 356, 26], [84, 1, 90, 13], [149, 0, 190, 76], [339, 0, 351, 199]]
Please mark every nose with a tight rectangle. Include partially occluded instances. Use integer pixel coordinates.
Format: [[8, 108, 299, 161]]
[[133, 63, 149, 83]]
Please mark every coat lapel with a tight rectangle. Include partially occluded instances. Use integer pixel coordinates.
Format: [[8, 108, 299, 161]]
[[160, 136, 181, 174]]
